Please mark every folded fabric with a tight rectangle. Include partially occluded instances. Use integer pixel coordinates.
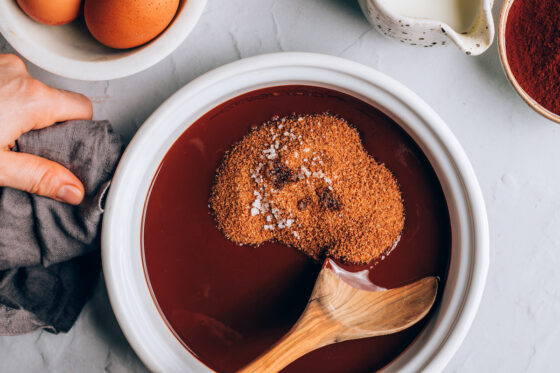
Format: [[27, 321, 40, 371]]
[[0, 120, 122, 335]]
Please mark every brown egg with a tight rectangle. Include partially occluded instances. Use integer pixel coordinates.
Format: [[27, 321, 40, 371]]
[[17, 0, 82, 26], [84, 0, 180, 49]]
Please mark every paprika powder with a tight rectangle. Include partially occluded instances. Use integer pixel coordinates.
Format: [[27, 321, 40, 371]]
[[505, 0, 560, 115]]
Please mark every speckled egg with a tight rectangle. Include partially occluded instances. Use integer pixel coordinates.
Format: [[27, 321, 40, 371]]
[[17, 0, 82, 26], [84, 0, 180, 49]]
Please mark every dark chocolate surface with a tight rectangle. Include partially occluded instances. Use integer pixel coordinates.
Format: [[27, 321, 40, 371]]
[[142, 85, 451, 372]]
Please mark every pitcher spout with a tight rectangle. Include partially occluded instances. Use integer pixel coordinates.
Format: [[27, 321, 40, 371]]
[[446, 0, 495, 55], [359, 0, 495, 56]]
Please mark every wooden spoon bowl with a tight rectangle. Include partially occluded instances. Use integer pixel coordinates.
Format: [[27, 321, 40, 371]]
[[240, 260, 438, 373]]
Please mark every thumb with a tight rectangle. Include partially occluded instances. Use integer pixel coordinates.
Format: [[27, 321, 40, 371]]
[[0, 151, 84, 205]]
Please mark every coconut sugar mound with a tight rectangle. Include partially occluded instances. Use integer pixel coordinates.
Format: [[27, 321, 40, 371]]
[[209, 113, 405, 265]]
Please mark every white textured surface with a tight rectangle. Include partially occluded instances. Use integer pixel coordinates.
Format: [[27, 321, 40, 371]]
[[0, 0, 558, 372]]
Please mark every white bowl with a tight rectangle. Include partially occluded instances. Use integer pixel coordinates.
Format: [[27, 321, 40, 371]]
[[102, 52, 489, 372], [0, 0, 206, 81]]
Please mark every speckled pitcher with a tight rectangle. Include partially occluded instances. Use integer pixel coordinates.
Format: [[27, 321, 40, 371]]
[[358, 0, 495, 56]]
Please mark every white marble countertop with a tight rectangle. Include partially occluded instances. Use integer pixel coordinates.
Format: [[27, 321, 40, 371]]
[[1, 0, 558, 372]]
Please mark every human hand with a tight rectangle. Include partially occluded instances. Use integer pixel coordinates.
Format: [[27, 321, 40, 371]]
[[0, 54, 92, 205]]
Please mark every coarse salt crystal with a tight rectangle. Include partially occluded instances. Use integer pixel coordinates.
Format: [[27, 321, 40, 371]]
[[263, 144, 277, 160]]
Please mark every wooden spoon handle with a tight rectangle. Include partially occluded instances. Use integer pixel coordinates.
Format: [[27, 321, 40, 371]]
[[238, 272, 438, 373], [238, 300, 339, 373]]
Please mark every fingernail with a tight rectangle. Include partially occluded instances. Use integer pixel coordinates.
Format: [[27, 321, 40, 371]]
[[56, 185, 83, 205]]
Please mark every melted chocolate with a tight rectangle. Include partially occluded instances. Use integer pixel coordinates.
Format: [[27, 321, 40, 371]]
[[142, 86, 451, 372]]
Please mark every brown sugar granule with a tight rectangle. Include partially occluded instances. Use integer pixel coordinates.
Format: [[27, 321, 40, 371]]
[[209, 113, 405, 265]]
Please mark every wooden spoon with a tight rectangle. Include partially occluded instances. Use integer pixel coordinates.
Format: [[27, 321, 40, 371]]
[[239, 260, 438, 373]]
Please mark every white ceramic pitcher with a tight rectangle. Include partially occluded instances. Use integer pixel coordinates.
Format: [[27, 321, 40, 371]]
[[359, 0, 495, 56]]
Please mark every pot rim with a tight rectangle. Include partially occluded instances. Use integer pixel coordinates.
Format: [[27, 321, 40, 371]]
[[102, 52, 489, 372]]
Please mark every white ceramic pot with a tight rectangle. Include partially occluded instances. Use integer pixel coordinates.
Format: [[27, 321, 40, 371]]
[[102, 52, 489, 372], [358, 0, 495, 56], [0, 0, 206, 81]]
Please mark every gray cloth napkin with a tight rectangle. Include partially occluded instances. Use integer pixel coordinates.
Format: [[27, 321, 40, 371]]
[[0, 120, 122, 335]]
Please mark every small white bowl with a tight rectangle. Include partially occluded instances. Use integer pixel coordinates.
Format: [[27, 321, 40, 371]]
[[102, 52, 489, 372], [359, 0, 495, 56], [0, 0, 206, 81], [498, 0, 560, 124]]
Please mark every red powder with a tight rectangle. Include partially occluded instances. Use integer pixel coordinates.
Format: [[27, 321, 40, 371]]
[[505, 0, 560, 115]]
